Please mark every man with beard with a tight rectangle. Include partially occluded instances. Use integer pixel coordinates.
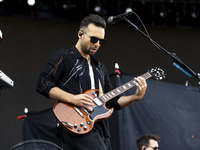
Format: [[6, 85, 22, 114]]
[[36, 14, 147, 150]]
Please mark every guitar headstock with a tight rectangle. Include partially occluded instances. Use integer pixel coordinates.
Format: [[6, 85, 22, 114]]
[[148, 67, 166, 80]]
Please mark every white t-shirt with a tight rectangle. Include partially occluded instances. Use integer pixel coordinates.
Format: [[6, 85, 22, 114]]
[[89, 64, 95, 89]]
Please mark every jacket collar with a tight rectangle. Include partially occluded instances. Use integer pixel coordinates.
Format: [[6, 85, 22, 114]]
[[72, 46, 100, 67]]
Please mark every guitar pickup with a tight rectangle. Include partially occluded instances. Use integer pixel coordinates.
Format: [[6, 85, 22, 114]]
[[74, 107, 84, 118], [93, 97, 103, 106], [80, 107, 89, 114]]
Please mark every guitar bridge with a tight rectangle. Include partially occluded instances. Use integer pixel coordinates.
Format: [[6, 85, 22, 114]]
[[61, 121, 74, 128]]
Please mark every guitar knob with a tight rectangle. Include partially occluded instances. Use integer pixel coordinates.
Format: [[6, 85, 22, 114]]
[[83, 126, 87, 130], [77, 128, 81, 132], [80, 122, 84, 127], [87, 121, 91, 125], [74, 124, 77, 128]]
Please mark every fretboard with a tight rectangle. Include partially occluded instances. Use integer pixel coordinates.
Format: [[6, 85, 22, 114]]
[[99, 72, 151, 103]]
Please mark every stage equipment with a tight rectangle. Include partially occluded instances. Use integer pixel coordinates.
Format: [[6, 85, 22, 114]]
[[17, 108, 28, 120], [114, 63, 121, 76], [107, 11, 200, 90], [0, 70, 14, 89], [107, 12, 132, 24], [10, 139, 62, 150]]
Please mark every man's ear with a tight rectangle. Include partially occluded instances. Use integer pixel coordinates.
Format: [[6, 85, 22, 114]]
[[79, 33, 83, 37], [142, 145, 146, 150], [78, 31, 84, 37]]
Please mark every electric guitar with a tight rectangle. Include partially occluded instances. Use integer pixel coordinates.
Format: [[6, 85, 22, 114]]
[[53, 67, 166, 136]]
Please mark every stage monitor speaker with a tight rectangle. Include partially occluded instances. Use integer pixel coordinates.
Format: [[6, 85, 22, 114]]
[[10, 139, 63, 150]]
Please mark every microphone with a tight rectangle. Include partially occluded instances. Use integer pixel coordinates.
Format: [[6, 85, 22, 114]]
[[107, 12, 132, 24], [0, 30, 2, 42]]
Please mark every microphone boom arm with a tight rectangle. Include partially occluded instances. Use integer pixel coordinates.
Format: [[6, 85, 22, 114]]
[[123, 17, 200, 87]]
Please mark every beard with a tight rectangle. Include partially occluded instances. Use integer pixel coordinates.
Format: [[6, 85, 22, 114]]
[[80, 41, 97, 56]]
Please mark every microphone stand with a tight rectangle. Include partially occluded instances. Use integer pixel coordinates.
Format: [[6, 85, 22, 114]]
[[123, 17, 200, 90]]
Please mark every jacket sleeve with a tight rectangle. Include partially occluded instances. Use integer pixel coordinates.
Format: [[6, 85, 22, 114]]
[[36, 49, 66, 98]]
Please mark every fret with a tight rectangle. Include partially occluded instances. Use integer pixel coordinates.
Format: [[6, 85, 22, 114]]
[[110, 91, 115, 96], [105, 94, 109, 99], [107, 93, 112, 98], [113, 90, 118, 97], [101, 95, 106, 101], [116, 88, 121, 93], [132, 80, 136, 84], [127, 83, 132, 87], [122, 85, 127, 90], [142, 72, 151, 79], [118, 86, 124, 93]]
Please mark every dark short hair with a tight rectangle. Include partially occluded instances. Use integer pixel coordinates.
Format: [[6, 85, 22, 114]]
[[136, 134, 160, 150], [79, 14, 106, 30]]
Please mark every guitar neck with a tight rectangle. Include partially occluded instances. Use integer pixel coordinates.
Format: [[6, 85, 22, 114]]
[[99, 72, 151, 103]]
